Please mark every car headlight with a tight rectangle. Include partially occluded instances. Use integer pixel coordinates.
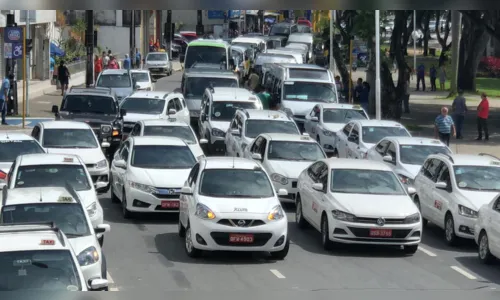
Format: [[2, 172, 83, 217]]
[[100, 125, 112, 134], [196, 155, 205, 161], [128, 181, 159, 194], [322, 130, 335, 137], [96, 159, 107, 169], [398, 174, 414, 185], [271, 173, 288, 185], [404, 212, 420, 224], [77, 246, 99, 266], [458, 205, 478, 218], [195, 203, 216, 220], [211, 128, 225, 137], [267, 205, 285, 221], [86, 202, 97, 218], [331, 209, 356, 222]]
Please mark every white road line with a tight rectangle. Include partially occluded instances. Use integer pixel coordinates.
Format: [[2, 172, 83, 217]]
[[269, 269, 286, 279], [418, 246, 437, 257], [450, 266, 477, 280], [107, 271, 119, 291]]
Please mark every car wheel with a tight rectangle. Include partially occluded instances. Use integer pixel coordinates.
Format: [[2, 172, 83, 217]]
[[321, 214, 335, 250], [121, 190, 132, 219], [184, 222, 201, 258], [478, 231, 494, 264], [413, 196, 428, 227], [445, 213, 458, 246], [110, 175, 120, 203], [100, 254, 109, 291], [178, 216, 186, 238], [295, 196, 307, 229], [270, 237, 290, 260], [403, 245, 418, 255]]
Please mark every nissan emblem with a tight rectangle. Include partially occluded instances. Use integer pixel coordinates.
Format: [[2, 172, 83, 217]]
[[237, 220, 246, 227]]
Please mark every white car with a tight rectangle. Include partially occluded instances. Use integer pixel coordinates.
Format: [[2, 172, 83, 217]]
[[225, 109, 301, 157], [413, 153, 500, 245], [0, 132, 45, 187], [1, 186, 111, 288], [110, 136, 198, 218], [295, 158, 421, 254], [304, 103, 368, 154], [130, 69, 155, 91], [120, 91, 190, 137], [0, 223, 108, 291], [335, 120, 411, 159], [178, 157, 290, 259], [366, 137, 452, 187], [31, 121, 110, 191], [128, 119, 207, 159], [243, 133, 326, 203], [474, 195, 500, 264], [4, 153, 106, 245]]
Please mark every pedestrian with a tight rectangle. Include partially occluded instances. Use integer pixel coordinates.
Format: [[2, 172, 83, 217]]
[[402, 72, 411, 113], [257, 86, 272, 109], [334, 75, 344, 102], [434, 106, 456, 146], [123, 54, 131, 71], [359, 81, 370, 113], [439, 65, 446, 91], [353, 78, 363, 103], [246, 69, 260, 92], [416, 63, 425, 91], [102, 51, 109, 70], [451, 89, 467, 139], [57, 61, 70, 96], [135, 48, 141, 69], [429, 64, 437, 91], [108, 56, 119, 69], [49, 56, 55, 80], [94, 54, 102, 82], [0, 74, 13, 125], [476, 92, 489, 141]]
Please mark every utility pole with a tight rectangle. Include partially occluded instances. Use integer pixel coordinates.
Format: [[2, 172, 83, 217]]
[[130, 10, 135, 67], [449, 11, 462, 95], [329, 10, 334, 74], [85, 10, 94, 87], [375, 10, 381, 120], [413, 11, 417, 73], [26, 10, 30, 115], [196, 10, 204, 36], [165, 10, 173, 59]]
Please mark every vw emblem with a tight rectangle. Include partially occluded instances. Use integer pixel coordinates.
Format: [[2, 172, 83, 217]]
[[376, 218, 385, 226], [237, 220, 246, 227]]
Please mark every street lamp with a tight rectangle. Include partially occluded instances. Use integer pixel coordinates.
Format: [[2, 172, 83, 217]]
[[375, 10, 381, 120]]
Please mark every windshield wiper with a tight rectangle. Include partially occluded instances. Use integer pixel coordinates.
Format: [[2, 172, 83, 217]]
[[65, 233, 86, 238]]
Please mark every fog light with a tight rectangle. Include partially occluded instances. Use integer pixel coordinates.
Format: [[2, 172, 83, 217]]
[[196, 234, 207, 245], [132, 200, 150, 208], [274, 235, 285, 247]]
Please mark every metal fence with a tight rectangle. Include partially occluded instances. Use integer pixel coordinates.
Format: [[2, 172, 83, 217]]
[[66, 59, 87, 75]]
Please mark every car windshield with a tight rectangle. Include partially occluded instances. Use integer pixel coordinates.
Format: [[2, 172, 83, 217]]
[[97, 74, 131, 88], [245, 120, 299, 138], [15, 165, 91, 191], [131, 145, 196, 169], [185, 46, 227, 69], [362, 126, 410, 144], [283, 81, 337, 103], [185, 77, 238, 98], [120, 98, 165, 114], [0, 140, 44, 162], [2, 203, 91, 237], [0, 250, 82, 291], [270, 26, 290, 36], [147, 53, 168, 61], [211, 102, 258, 121], [131, 72, 150, 83], [143, 126, 197, 144], [268, 141, 325, 161], [62, 95, 116, 115], [42, 129, 98, 149], [323, 109, 368, 123], [454, 165, 500, 191], [399, 145, 451, 165], [199, 169, 274, 198], [331, 169, 406, 195]]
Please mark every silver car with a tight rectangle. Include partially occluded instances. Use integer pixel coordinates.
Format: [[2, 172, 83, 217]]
[[144, 52, 173, 77], [96, 69, 137, 103]]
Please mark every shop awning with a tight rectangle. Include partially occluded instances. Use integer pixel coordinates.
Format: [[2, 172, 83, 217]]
[[50, 42, 65, 57]]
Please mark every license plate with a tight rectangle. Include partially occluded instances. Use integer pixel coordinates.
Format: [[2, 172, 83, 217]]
[[369, 229, 392, 237], [161, 201, 179, 208], [229, 234, 254, 243]]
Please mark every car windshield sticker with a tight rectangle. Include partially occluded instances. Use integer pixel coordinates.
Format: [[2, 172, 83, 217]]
[[226, 103, 233, 107], [402, 145, 413, 149], [0, 140, 22, 143], [455, 168, 464, 175], [3, 206, 15, 211], [67, 285, 79, 291], [214, 112, 221, 117], [297, 95, 308, 100], [17, 181, 24, 186], [18, 269, 27, 276], [369, 128, 374, 132], [13, 259, 31, 267], [458, 182, 467, 188], [48, 168, 59, 173]]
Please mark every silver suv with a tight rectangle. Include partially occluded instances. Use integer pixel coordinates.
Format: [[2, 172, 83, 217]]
[[144, 52, 173, 77]]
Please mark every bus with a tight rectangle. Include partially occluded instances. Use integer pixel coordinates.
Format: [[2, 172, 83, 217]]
[[181, 39, 233, 70]]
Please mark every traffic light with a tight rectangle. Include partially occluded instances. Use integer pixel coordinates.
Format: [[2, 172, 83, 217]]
[[25, 39, 33, 53]]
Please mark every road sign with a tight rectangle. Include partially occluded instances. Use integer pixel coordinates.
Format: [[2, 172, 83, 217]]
[[4, 27, 23, 43], [3, 43, 12, 58], [12, 43, 23, 59]]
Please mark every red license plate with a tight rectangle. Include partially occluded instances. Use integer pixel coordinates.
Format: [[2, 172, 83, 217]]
[[161, 201, 179, 208], [369, 229, 392, 237], [229, 234, 254, 243]]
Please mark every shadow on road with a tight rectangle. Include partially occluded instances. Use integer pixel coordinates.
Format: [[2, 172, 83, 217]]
[[454, 255, 500, 286], [420, 223, 477, 254]]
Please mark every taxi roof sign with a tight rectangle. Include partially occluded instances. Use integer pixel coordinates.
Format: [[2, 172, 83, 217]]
[[300, 136, 310, 140], [58, 196, 73, 203], [352, 105, 361, 109], [63, 157, 74, 162], [40, 239, 55, 245]]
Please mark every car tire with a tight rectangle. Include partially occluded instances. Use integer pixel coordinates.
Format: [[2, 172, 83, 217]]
[[178, 216, 186, 238], [110, 175, 120, 203], [295, 196, 307, 229], [444, 213, 458, 246], [403, 245, 418, 255], [321, 214, 335, 250], [184, 222, 201, 258], [478, 230, 494, 264], [413, 196, 428, 227], [270, 238, 290, 260], [121, 190, 132, 219], [100, 254, 109, 291]]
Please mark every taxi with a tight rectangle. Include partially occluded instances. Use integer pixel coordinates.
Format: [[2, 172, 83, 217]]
[[414, 153, 500, 245], [0, 223, 108, 291], [225, 109, 300, 158], [474, 194, 500, 264], [1, 186, 110, 288], [303, 103, 368, 154]]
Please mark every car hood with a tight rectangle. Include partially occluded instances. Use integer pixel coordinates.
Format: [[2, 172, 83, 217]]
[[283, 101, 320, 117], [323, 123, 346, 133], [458, 190, 499, 211], [68, 235, 99, 256], [210, 121, 230, 133], [136, 82, 152, 89], [197, 195, 279, 214], [332, 193, 418, 218], [399, 164, 423, 179], [184, 97, 202, 111], [58, 113, 116, 125], [129, 167, 191, 188], [76, 189, 100, 207], [187, 144, 204, 158], [111, 87, 133, 99], [123, 113, 162, 124], [268, 160, 313, 179], [0, 162, 13, 174], [45, 148, 105, 164]]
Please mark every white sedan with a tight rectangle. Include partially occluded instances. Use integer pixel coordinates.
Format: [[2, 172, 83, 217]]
[[474, 195, 500, 264], [295, 158, 421, 254], [130, 69, 155, 91]]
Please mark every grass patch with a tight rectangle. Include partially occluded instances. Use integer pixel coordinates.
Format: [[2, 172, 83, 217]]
[[475, 78, 500, 97]]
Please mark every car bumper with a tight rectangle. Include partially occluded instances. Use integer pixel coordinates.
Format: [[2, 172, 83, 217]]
[[190, 213, 288, 252], [209, 138, 226, 153], [126, 188, 180, 213], [272, 180, 298, 203], [454, 213, 476, 239], [81, 262, 103, 283], [88, 167, 110, 184], [147, 67, 171, 75]]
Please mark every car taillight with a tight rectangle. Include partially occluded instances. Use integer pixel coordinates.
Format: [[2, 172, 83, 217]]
[[0, 171, 7, 180]]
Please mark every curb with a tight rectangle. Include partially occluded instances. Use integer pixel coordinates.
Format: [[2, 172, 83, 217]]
[[17, 71, 86, 104]]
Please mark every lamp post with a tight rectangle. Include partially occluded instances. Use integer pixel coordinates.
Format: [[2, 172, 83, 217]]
[[375, 10, 381, 120]]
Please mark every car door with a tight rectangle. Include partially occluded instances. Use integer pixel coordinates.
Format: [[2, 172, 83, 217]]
[[225, 116, 238, 156], [346, 124, 360, 159], [369, 139, 389, 161], [304, 105, 319, 136], [180, 162, 200, 226], [112, 141, 130, 200], [310, 163, 329, 228], [383, 142, 398, 170], [490, 198, 500, 256], [336, 123, 353, 157], [419, 158, 444, 223], [247, 136, 263, 159], [430, 163, 452, 226], [300, 161, 322, 225], [174, 96, 190, 124]]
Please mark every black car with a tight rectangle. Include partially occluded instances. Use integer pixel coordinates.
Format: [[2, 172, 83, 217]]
[[51, 86, 126, 156]]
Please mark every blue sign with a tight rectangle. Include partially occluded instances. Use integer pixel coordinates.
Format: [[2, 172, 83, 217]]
[[228, 10, 241, 19], [4, 118, 54, 127], [12, 43, 23, 59], [4, 27, 23, 43], [207, 11, 225, 19]]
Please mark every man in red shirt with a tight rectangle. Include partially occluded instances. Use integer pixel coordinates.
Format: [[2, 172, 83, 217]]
[[476, 92, 489, 141]]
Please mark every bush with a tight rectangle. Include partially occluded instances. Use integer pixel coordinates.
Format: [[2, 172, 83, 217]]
[[478, 56, 500, 78]]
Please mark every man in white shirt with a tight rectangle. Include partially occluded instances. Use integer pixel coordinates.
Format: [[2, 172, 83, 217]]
[[102, 51, 110, 69]]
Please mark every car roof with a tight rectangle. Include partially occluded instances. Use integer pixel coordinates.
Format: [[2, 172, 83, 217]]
[[319, 103, 364, 110], [325, 158, 394, 171], [354, 119, 405, 127], [241, 109, 291, 121], [5, 187, 79, 206], [18, 153, 83, 166], [278, 63, 326, 70], [431, 153, 500, 166], [210, 87, 256, 102], [127, 91, 170, 99], [101, 69, 130, 75], [140, 119, 190, 127], [147, 52, 168, 55], [261, 133, 316, 142], [0, 224, 69, 252], [386, 137, 446, 146], [232, 37, 266, 43], [202, 157, 262, 170], [130, 69, 150, 74], [130, 136, 188, 146], [185, 68, 236, 77], [39, 121, 91, 130], [0, 132, 36, 141]]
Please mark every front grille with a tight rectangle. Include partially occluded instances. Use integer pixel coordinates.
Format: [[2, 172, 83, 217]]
[[210, 232, 272, 246], [291, 181, 297, 188], [152, 188, 181, 199], [347, 227, 411, 239], [86, 164, 96, 169], [217, 219, 266, 227], [355, 217, 406, 225]]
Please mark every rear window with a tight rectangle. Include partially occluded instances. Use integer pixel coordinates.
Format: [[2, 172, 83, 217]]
[[0, 140, 44, 162]]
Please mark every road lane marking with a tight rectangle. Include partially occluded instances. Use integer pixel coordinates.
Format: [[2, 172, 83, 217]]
[[270, 269, 286, 279], [107, 271, 119, 291], [418, 246, 437, 257], [450, 266, 477, 280]]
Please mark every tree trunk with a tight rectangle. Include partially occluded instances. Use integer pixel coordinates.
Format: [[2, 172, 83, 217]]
[[435, 10, 451, 66], [449, 11, 461, 95], [423, 14, 431, 56], [366, 38, 375, 115], [331, 39, 351, 98]]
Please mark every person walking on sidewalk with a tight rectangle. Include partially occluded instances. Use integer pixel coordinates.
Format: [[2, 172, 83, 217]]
[[359, 82, 370, 113], [135, 48, 141, 69], [429, 65, 437, 91], [57, 61, 70, 96], [102, 51, 110, 70], [476, 92, 489, 141], [416, 63, 426, 91], [94, 55, 103, 82], [123, 54, 131, 71], [451, 89, 467, 139], [434, 107, 455, 146], [0, 74, 12, 125]]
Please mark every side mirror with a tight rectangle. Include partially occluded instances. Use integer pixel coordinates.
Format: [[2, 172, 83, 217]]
[[407, 187, 416, 195], [382, 155, 393, 162], [277, 189, 288, 196], [251, 153, 262, 160], [51, 105, 59, 114], [101, 142, 110, 148], [120, 108, 127, 117], [311, 116, 318, 122], [230, 129, 241, 136], [89, 278, 109, 291], [312, 183, 324, 191], [199, 138, 208, 144], [181, 186, 193, 195], [94, 224, 110, 234], [168, 108, 176, 115], [348, 135, 358, 143], [95, 181, 108, 194], [113, 159, 127, 169], [435, 181, 448, 190]]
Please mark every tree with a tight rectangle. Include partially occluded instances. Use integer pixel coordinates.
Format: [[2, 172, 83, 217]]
[[434, 10, 452, 66]]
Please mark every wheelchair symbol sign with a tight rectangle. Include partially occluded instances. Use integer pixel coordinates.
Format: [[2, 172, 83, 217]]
[[12, 43, 23, 59]]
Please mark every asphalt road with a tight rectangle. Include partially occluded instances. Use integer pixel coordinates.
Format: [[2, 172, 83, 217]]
[[95, 73, 500, 293]]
